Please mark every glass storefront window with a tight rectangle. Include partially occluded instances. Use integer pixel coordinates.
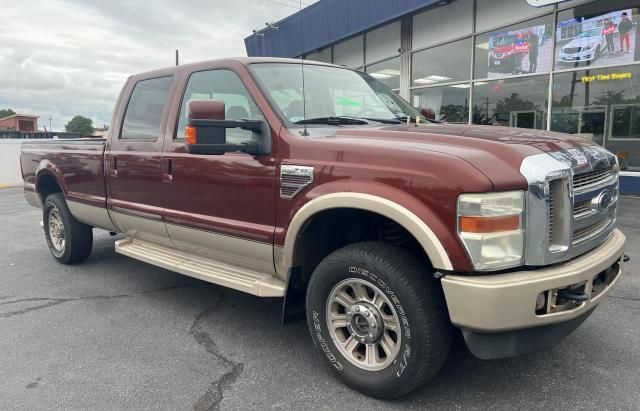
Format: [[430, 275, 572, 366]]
[[333, 35, 364, 68], [412, 0, 473, 50], [366, 57, 401, 90], [412, 38, 472, 86], [306, 47, 331, 63], [552, 65, 640, 170], [365, 21, 401, 64], [473, 75, 549, 129], [475, 15, 554, 80], [555, 4, 640, 70], [476, 0, 552, 33], [411, 85, 470, 123]]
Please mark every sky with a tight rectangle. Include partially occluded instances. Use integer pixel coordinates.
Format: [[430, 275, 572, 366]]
[[0, 0, 316, 131]]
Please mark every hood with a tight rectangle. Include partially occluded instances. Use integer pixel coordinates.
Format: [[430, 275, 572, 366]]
[[493, 44, 514, 54], [321, 123, 591, 190], [564, 37, 599, 48]]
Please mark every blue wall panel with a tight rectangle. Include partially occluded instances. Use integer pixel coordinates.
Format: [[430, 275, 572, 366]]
[[245, 0, 439, 57]]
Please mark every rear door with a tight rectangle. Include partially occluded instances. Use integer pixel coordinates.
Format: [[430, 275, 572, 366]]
[[106, 75, 175, 245]]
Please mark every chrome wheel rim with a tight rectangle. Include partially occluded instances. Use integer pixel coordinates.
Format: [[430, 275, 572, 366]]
[[326, 278, 401, 371], [48, 206, 65, 255]]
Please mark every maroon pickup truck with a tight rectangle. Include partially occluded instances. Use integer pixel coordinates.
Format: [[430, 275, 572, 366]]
[[21, 57, 626, 399]]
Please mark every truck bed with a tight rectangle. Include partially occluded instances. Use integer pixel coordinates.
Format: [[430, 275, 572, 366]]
[[21, 138, 107, 209]]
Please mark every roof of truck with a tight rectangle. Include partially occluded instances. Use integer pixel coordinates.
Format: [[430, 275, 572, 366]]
[[130, 57, 338, 80]]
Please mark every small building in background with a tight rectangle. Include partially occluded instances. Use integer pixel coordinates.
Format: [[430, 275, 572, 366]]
[[0, 114, 39, 132], [92, 125, 109, 137]]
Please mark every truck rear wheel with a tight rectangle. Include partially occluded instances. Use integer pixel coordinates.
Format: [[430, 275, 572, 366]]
[[43, 193, 93, 264], [306, 242, 451, 399]]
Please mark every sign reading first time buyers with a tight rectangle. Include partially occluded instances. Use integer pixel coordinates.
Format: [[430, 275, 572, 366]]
[[581, 72, 633, 83]]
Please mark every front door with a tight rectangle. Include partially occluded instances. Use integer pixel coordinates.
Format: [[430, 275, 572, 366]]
[[106, 75, 174, 245], [161, 68, 276, 274]]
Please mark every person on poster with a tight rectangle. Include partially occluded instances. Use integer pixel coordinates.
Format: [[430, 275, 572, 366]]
[[619, 12, 633, 53], [603, 18, 617, 54], [512, 32, 527, 74], [527, 29, 539, 73]]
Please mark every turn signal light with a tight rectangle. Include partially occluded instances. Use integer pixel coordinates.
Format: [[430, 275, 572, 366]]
[[185, 126, 196, 145], [459, 215, 520, 233]]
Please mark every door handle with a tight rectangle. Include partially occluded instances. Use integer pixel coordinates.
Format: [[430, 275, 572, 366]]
[[111, 156, 118, 177], [163, 158, 173, 182]]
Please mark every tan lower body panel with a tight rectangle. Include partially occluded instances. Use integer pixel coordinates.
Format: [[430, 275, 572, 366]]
[[115, 238, 285, 297], [442, 229, 626, 332], [68, 201, 117, 232]]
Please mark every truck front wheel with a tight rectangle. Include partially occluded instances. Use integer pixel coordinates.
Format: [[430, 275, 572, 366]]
[[43, 193, 93, 264], [306, 242, 451, 399]]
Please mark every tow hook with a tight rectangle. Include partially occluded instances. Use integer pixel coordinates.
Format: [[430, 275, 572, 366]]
[[623, 255, 630, 263], [557, 288, 589, 302]]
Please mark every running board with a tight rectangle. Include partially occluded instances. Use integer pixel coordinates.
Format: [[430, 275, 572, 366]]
[[115, 238, 285, 297]]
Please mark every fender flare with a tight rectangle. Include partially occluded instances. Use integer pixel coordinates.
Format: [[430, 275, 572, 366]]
[[32, 161, 67, 206], [282, 192, 454, 271]]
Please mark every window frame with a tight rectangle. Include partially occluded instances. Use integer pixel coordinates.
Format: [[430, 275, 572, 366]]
[[119, 75, 174, 142], [173, 68, 264, 141]]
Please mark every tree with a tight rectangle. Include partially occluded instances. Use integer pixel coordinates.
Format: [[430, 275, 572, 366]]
[[65, 115, 94, 135], [0, 108, 16, 119]]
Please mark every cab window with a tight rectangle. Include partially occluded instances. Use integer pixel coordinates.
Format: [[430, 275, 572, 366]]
[[176, 70, 262, 144], [120, 76, 173, 140]]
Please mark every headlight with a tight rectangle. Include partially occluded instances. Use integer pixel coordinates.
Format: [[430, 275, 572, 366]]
[[457, 191, 525, 271]]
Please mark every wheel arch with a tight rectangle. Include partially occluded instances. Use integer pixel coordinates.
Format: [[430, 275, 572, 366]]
[[282, 192, 453, 273], [35, 165, 66, 205]]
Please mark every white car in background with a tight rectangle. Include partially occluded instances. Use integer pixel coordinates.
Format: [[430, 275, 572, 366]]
[[559, 28, 606, 62]]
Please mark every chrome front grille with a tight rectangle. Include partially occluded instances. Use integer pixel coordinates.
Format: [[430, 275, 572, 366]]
[[573, 199, 591, 217], [573, 218, 612, 244], [573, 167, 615, 192], [521, 146, 618, 266]]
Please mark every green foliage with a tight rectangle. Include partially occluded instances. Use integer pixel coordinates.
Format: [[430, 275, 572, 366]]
[[65, 115, 94, 135], [0, 108, 16, 119]]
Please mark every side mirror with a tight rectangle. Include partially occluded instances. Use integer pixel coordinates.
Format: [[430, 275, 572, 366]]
[[420, 107, 436, 121], [185, 99, 270, 155]]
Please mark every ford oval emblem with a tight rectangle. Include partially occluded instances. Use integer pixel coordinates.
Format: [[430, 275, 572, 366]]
[[591, 189, 613, 213]]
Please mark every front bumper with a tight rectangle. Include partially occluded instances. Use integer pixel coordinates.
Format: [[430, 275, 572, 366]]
[[442, 228, 625, 333], [559, 51, 595, 62]]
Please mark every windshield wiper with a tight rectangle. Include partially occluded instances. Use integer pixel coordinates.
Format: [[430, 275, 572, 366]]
[[294, 116, 369, 126], [360, 117, 403, 124]]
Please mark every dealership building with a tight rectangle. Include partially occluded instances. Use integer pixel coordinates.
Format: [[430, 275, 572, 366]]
[[245, 0, 640, 192]]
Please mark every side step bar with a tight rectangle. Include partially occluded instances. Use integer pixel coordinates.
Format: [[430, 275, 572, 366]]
[[115, 238, 285, 297]]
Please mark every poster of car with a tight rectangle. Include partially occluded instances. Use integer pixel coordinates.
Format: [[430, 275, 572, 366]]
[[486, 24, 552, 78], [555, 8, 636, 68]]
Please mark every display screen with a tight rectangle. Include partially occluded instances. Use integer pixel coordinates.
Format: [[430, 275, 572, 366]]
[[555, 8, 636, 68], [485, 24, 552, 78]]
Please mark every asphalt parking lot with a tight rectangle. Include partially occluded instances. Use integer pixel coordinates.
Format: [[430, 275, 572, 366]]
[[0, 187, 638, 410]]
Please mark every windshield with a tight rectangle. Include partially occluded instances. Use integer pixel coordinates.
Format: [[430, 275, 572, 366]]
[[496, 36, 514, 45], [250, 63, 420, 126], [578, 29, 601, 38]]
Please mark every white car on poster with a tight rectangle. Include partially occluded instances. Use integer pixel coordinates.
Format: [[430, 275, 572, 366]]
[[559, 28, 606, 63]]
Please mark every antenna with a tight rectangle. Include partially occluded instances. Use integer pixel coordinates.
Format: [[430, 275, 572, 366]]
[[299, 0, 309, 136]]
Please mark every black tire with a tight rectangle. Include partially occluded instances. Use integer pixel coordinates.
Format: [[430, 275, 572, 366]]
[[43, 193, 93, 264], [306, 242, 451, 399]]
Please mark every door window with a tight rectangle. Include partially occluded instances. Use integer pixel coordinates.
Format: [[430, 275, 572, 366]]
[[120, 76, 173, 140], [176, 70, 262, 145]]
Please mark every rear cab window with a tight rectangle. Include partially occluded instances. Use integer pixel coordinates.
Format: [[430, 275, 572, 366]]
[[120, 76, 173, 140]]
